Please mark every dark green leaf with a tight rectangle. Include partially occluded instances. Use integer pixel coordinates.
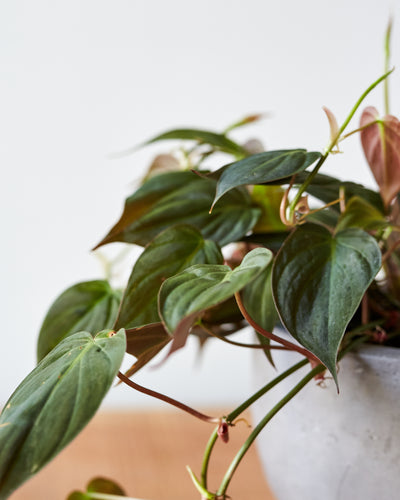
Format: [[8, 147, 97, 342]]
[[272, 224, 381, 383], [145, 128, 247, 157], [159, 248, 273, 355], [241, 261, 278, 333], [0, 330, 126, 499], [240, 232, 289, 253], [37, 281, 122, 362], [305, 208, 339, 230], [212, 149, 321, 207], [115, 225, 223, 330], [299, 172, 385, 213], [241, 261, 279, 366], [335, 196, 388, 233], [201, 296, 244, 325], [95, 172, 261, 248]]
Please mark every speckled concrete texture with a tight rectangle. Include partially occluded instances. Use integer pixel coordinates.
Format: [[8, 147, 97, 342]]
[[252, 341, 400, 500]]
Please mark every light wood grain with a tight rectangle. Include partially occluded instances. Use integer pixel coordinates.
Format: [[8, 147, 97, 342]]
[[9, 409, 276, 500]]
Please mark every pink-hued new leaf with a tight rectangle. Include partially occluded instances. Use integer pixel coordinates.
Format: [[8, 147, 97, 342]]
[[360, 106, 400, 208], [322, 106, 340, 151]]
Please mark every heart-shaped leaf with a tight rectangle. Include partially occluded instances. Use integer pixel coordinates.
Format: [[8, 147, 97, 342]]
[[37, 281, 122, 362], [95, 172, 260, 249], [115, 225, 223, 330], [0, 330, 126, 499], [272, 224, 381, 383], [159, 248, 273, 355], [212, 149, 321, 207], [360, 106, 400, 208]]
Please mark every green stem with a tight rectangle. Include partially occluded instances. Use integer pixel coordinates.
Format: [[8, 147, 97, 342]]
[[226, 358, 309, 423], [200, 358, 308, 489], [216, 363, 325, 497], [338, 120, 380, 142], [384, 18, 393, 115], [200, 428, 219, 489], [216, 332, 374, 498], [288, 69, 393, 221]]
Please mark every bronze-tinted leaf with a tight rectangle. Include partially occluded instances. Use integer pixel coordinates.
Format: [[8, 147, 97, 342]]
[[124, 323, 171, 377], [360, 106, 400, 208], [94, 171, 260, 249]]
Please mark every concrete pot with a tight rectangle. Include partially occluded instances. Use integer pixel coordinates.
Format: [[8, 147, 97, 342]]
[[251, 342, 400, 500]]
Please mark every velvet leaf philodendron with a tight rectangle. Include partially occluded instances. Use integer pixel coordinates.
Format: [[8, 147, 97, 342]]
[[0, 330, 126, 500], [2, 61, 400, 500], [272, 224, 382, 384]]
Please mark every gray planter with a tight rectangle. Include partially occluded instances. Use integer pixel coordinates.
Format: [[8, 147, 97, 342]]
[[251, 342, 400, 500]]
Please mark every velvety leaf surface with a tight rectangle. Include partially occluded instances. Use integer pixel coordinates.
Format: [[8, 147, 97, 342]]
[[212, 149, 321, 207], [95, 172, 260, 248], [115, 225, 223, 330], [159, 248, 273, 354], [0, 330, 126, 499], [241, 261, 278, 366], [37, 281, 122, 362], [273, 224, 381, 382], [360, 106, 400, 208], [145, 128, 247, 157], [241, 261, 278, 333]]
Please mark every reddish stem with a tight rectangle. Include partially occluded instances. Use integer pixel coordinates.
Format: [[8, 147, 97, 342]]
[[117, 372, 220, 424], [234, 293, 320, 364]]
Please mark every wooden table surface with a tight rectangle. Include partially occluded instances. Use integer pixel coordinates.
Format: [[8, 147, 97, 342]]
[[9, 409, 277, 500]]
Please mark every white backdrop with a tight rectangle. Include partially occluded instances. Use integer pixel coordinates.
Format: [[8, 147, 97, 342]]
[[1, 0, 399, 408]]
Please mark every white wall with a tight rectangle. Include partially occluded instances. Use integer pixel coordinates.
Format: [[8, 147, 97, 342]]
[[1, 0, 399, 409]]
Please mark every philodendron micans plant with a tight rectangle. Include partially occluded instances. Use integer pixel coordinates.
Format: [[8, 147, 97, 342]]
[[1, 32, 400, 500]]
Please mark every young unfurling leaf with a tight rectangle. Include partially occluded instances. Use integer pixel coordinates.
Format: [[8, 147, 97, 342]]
[[360, 106, 400, 209]]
